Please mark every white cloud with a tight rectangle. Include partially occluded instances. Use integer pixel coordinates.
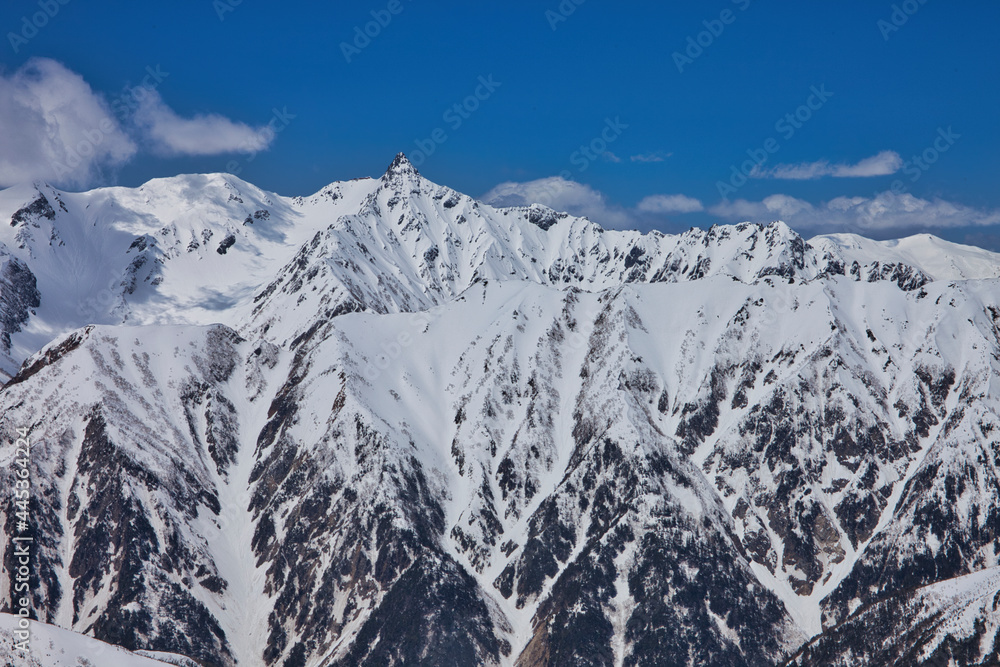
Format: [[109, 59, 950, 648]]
[[482, 177, 633, 228], [0, 58, 136, 188], [710, 191, 1000, 231], [710, 194, 814, 222], [832, 151, 905, 177], [483, 175, 1000, 238], [753, 150, 903, 180], [602, 151, 622, 163], [0, 58, 281, 188], [133, 89, 274, 156], [631, 152, 671, 163], [753, 162, 830, 180], [637, 194, 704, 213], [483, 179, 708, 229]]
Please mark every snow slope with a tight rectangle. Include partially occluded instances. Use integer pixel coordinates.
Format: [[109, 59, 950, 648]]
[[0, 174, 378, 377], [0, 612, 197, 666], [811, 232, 1000, 281]]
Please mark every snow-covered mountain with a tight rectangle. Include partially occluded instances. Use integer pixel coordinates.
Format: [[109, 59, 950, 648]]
[[2, 155, 999, 666], [1, 153, 988, 373]]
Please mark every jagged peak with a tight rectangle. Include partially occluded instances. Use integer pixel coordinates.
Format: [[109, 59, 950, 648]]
[[725, 219, 798, 236], [676, 220, 802, 243], [384, 152, 420, 179], [761, 219, 800, 236], [523, 203, 573, 231]]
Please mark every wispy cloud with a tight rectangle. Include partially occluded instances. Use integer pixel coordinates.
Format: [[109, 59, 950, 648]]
[[710, 191, 1000, 231], [637, 194, 704, 213], [602, 151, 622, 163], [630, 151, 672, 163], [483, 177, 634, 228], [752, 150, 903, 180], [134, 89, 274, 157]]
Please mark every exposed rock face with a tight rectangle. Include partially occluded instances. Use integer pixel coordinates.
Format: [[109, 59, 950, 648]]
[[0, 255, 40, 355], [10, 193, 57, 228], [2, 156, 1000, 666]]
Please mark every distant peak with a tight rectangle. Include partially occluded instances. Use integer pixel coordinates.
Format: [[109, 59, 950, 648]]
[[384, 153, 420, 178]]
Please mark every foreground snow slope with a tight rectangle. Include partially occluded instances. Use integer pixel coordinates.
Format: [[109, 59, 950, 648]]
[[0, 612, 197, 666]]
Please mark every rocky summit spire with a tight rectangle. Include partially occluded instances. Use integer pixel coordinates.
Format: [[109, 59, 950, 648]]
[[384, 152, 420, 178]]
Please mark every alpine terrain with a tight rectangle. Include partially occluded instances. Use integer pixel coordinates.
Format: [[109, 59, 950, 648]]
[[1, 154, 999, 666]]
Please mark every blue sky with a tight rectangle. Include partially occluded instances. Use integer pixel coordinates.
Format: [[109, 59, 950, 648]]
[[1, 0, 998, 246]]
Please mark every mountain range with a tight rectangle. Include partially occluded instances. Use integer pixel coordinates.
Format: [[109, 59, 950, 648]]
[[1, 154, 999, 666]]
